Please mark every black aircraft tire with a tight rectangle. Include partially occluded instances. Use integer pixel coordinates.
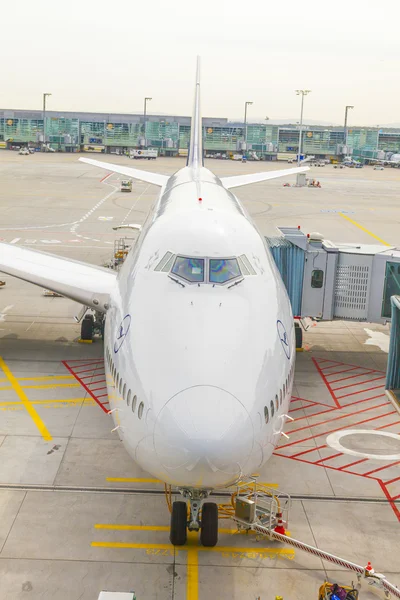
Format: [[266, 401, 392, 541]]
[[170, 501, 187, 546], [295, 322, 303, 349], [200, 502, 218, 547], [81, 316, 94, 341]]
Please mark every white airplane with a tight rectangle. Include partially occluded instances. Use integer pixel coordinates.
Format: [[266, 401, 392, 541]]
[[0, 59, 308, 547]]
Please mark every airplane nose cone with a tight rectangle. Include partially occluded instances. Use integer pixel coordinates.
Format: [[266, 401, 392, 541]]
[[154, 386, 254, 488]]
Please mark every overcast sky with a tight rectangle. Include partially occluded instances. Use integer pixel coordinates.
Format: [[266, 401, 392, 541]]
[[3, 0, 400, 126]]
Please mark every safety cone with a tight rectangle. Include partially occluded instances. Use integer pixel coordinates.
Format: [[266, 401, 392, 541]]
[[274, 512, 286, 535], [365, 561, 375, 574]]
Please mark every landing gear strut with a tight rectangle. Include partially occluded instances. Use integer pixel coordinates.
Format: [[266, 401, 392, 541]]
[[169, 489, 219, 548]]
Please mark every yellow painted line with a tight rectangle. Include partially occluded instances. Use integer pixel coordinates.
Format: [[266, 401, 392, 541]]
[[187, 544, 199, 600], [91, 541, 294, 556], [94, 524, 244, 534], [21, 383, 80, 389], [92, 542, 173, 549], [32, 398, 92, 405], [0, 386, 12, 390], [237, 481, 279, 488], [0, 357, 52, 441], [339, 213, 391, 246], [96, 524, 170, 531], [0, 398, 93, 406], [17, 375, 74, 381], [106, 477, 162, 483]]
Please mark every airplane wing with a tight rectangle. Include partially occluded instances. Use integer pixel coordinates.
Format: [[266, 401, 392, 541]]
[[79, 157, 169, 187], [0, 243, 116, 313], [220, 166, 309, 189]]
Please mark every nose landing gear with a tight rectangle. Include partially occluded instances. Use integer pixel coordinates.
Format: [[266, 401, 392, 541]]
[[168, 487, 219, 548]]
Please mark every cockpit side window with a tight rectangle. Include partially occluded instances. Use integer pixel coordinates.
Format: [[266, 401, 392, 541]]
[[171, 256, 205, 283], [209, 258, 241, 284], [155, 251, 175, 272]]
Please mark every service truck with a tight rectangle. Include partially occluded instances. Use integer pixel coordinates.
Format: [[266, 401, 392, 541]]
[[129, 148, 158, 160]]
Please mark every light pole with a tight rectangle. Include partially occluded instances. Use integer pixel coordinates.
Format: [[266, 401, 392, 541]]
[[344, 105, 354, 151], [143, 97, 152, 147], [43, 93, 52, 146], [264, 116, 270, 154], [295, 90, 311, 166], [243, 101, 253, 154]]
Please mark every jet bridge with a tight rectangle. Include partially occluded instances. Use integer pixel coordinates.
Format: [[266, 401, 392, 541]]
[[386, 295, 400, 409], [265, 226, 400, 324]]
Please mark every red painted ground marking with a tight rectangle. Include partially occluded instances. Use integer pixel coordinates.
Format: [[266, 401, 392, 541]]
[[73, 365, 106, 375], [378, 480, 400, 521], [62, 360, 109, 414], [312, 358, 341, 408], [65, 360, 101, 369], [336, 384, 385, 400], [332, 375, 386, 392], [376, 420, 400, 431], [90, 386, 107, 392], [288, 444, 327, 458], [338, 458, 369, 471], [329, 369, 375, 384], [313, 453, 343, 465], [279, 409, 397, 449], [324, 366, 363, 377], [100, 172, 112, 183], [318, 358, 384, 374], [288, 401, 390, 435], [362, 461, 400, 477], [386, 476, 400, 486]]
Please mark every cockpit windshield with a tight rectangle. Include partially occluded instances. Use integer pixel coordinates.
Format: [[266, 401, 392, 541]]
[[171, 256, 205, 282], [156, 252, 255, 286], [209, 258, 241, 284]]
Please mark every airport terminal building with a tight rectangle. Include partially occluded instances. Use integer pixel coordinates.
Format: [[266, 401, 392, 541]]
[[1, 108, 400, 160]]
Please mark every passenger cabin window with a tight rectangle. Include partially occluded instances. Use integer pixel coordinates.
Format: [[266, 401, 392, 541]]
[[132, 395, 137, 412], [270, 400, 275, 417], [127, 390, 131, 406], [138, 402, 144, 419], [209, 258, 241, 284], [311, 269, 324, 289], [171, 256, 204, 282], [264, 406, 269, 424]]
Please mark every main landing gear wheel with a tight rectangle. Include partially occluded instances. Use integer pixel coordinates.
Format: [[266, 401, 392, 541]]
[[200, 502, 218, 547], [170, 501, 187, 546], [294, 322, 303, 349], [81, 314, 94, 341]]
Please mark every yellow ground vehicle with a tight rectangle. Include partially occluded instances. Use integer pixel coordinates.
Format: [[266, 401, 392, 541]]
[[319, 582, 359, 600], [120, 180, 132, 192]]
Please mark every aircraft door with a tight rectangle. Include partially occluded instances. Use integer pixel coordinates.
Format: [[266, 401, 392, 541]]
[[301, 247, 328, 319]]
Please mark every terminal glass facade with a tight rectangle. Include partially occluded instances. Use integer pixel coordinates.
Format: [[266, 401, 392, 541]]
[[2, 109, 400, 158]]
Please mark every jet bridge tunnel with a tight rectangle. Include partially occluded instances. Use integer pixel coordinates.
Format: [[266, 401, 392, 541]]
[[265, 226, 400, 324], [266, 228, 400, 408]]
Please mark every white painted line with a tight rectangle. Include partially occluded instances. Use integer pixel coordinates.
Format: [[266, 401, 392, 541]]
[[327, 429, 400, 460], [10, 238, 21, 244]]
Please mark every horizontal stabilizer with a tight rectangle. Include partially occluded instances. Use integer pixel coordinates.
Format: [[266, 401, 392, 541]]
[[0, 243, 116, 312], [220, 166, 309, 189], [79, 157, 169, 187]]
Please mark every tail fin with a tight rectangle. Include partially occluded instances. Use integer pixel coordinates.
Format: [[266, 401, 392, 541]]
[[187, 57, 203, 168]]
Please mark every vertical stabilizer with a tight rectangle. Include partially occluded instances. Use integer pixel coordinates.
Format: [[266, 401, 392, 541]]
[[187, 57, 203, 168]]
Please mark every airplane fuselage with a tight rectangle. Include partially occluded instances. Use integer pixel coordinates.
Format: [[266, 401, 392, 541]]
[[104, 166, 295, 491]]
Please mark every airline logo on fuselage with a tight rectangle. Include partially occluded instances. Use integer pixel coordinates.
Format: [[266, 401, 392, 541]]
[[277, 320, 290, 359], [114, 315, 131, 353]]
